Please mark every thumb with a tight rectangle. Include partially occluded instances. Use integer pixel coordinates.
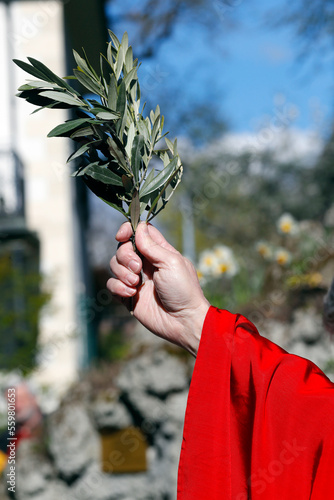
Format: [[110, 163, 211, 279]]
[[135, 222, 174, 268]]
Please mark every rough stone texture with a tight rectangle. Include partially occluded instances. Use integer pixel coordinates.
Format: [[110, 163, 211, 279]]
[[48, 404, 100, 480], [69, 463, 167, 500], [117, 351, 188, 397], [11, 440, 68, 500], [289, 340, 332, 370], [92, 399, 133, 430], [124, 390, 168, 426], [262, 320, 289, 347], [290, 308, 324, 344]]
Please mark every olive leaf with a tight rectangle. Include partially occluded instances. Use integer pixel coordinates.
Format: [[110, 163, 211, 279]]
[[14, 29, 183, 232]]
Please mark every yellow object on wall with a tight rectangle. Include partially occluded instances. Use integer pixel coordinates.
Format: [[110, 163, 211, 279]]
[[100, 427, 148, 474]]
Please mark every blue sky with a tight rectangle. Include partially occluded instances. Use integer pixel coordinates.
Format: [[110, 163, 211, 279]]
[[107, 0, 334, 138]]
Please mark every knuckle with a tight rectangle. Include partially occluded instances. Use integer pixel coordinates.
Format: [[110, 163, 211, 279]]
[[169, 254, 181, 268]]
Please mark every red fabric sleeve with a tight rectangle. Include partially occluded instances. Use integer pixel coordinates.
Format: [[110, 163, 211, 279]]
[[177, 306, 334, 500]]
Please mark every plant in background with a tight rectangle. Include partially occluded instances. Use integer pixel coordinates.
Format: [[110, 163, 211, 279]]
[[276, 213, 299, 235], [196, 244, 246, 310], [14, 30, 183, 238], [197, 244, 239, 282], [0, 253, 51, 374], [255, 213, 333, 292]]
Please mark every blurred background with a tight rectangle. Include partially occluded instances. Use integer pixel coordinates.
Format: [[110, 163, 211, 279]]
[[0, 0, 334, 498]]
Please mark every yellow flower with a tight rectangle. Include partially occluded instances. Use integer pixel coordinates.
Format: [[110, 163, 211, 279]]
[[212, 244, 239, 277], [275, 248, 291, 266], [256, 241, 272, 260], [197, 270, 203, 279], [198, 250, 219, 276], [277, 213, 299, 235], [307, 272, 323, 288]]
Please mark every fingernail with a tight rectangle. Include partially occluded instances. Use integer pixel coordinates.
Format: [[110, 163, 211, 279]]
[[129, 259, 140, 273], [126, 273, 138, 285]]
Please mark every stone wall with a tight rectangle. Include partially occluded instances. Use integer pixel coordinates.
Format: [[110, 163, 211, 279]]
[[4, 348, 192, 500]]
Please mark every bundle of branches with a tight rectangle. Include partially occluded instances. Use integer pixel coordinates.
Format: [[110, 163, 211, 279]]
[[14, 30, 183, 234]]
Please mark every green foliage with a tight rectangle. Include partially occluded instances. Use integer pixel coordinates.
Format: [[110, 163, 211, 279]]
[[14, 30, 183, 232], [0, 254, 51, 374]]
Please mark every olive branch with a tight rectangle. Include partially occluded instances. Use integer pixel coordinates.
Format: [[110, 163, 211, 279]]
[[14, 30, 183, 234]]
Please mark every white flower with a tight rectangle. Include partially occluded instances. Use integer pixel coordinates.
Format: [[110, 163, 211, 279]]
[[255, 241, 273, 260], [277, 213, 299, 235], [274, 248, 292, 266], [198, 245, 239, 279], [213, 244, 239, 277], [198, 249, 219, 275]]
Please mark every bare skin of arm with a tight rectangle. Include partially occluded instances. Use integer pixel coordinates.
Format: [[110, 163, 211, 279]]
[[107, 222, 210, 357]]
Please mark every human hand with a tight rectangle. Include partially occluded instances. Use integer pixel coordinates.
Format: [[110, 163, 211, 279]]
[[107, 222, 210, 356]]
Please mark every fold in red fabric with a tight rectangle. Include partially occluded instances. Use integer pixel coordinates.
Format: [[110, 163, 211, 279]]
[[177, 307, 334, 499]]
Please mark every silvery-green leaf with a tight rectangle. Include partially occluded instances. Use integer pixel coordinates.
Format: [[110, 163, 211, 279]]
[[96, 111, 119, 120], [67, 140, 102, 163], [84, 164, 123, 186], [162, 151, 170, 167], [116, 44, 125, 80], [130, 80, 139, 103], [151, 115, 161, 144], [154, 105, 160, 121], [73, 50, 96, 79], [108, 74, 118, 110], [70, 126, 95, 138], [131, 134, 144, 184], [13, 59, 47, 81], [123, 67, 138, 91], [99, 197, 127, 217], [90, 105, 118, 115], [47, 118, 92, 137], [21, 80, 62, 90], [17, 84, 35, 91], [71, 161, 100, 176], [107, 42, 115, 68], [130, 189, 140, 231], [173, 138, 178, 155], [146, 165, 182, 221], [121, 32, 129, 53], [116, 81, 127, 138], [140, 157, 178, 198], [108, 30, 120, 50], [137, 118, 150, 142], [73, 69, 104, 96], [67, 143, 91, 163], [165, 137, 174, 153], [27, 57, 80, 94], [40, 90, 81, 106], [140, 167, 155, 192], [125, 122, 135, 157], [107, 136, 128, 170], [81, 48, 99, 79], [125, 46, 133, 70]]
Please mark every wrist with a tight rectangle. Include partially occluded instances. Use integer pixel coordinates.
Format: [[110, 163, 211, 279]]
[[182, 300, 210, 357]]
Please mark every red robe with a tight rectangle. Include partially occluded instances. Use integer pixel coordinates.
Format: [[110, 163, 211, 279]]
[[177, 307, 334, 499]]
